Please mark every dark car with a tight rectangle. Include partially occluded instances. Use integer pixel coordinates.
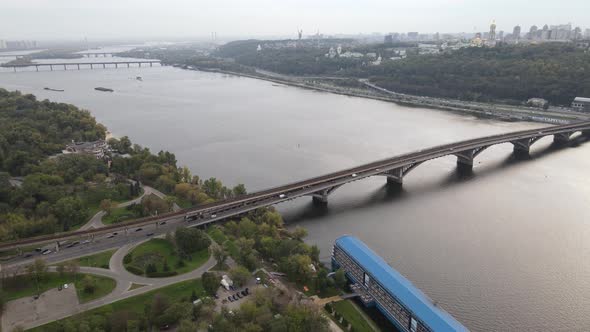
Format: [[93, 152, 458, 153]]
[[35, 248, 42, 252], [159, 221, 167, 225], [241, 290, 247, 296], [232, 295, 238, 301], [228, 296, 233, 302], [244, 288, 249, 295], [135, 228, 143, 232], [236, 292, 243, 298], [24, 253, 33, 258], [146, 232, 155, 236], [112, 232, 118, 235]]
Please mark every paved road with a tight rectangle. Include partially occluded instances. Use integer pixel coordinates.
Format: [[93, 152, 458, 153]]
[[79, 185, 181, 231], [8, 237, 216, 331]]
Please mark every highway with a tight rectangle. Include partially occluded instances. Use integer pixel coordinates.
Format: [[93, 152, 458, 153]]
[[2, 120, 590, 270]]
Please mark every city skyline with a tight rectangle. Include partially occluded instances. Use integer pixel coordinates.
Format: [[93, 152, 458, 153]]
[[0, 0, 589, 40]]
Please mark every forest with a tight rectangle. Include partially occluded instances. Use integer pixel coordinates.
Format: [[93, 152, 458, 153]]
[[214, 40, 590, 105]]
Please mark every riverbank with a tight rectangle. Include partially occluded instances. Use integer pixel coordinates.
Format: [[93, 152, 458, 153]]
[[177, 64, 589, 124]]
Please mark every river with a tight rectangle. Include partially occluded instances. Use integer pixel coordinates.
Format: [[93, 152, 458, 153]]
[[1, 56, 589, 331]]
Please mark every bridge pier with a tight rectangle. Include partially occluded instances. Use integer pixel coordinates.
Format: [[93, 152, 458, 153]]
[[115, 63, 118, 68], [455, 150, 475, 171], [63, 64, 67, 70], [103, 63, 106, 69], [511, 138, 531, 157], [77, 64, 80, 70], [127, 63, 130, 68], [553, 132, 572, 145], [385, 168, 404, 188], [90, 64, 93, 69], [150, 62, 153, 67], [312, 195, 328, 205], [49, 65, 53, 71], [35, 65, 39, 72]]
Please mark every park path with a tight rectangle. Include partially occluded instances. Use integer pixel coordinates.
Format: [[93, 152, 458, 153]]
[[5, 238, 215, 331], [79, 185, 181, 231]]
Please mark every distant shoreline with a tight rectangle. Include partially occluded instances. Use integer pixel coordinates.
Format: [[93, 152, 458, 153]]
[[175, 64, 589, 125]]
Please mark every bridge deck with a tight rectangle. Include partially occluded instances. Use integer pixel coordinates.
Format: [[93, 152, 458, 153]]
[[1, 120, 589, 250]]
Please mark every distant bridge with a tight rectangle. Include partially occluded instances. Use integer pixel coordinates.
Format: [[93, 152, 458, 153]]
[[1, 121, 589, 251], [2, 60, 161, 72], [78, 52, 118, 57]]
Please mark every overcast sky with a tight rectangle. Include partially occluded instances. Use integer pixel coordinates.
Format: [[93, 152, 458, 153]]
[[1, 0, 588, 41]]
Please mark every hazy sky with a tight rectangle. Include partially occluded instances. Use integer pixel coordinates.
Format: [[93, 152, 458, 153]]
[[1, 0, 588, 40]]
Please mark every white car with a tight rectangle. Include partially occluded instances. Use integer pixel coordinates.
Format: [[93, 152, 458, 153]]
[[279, 194, 286, 199], [42, 249, 52, 255], [211, 214, 217, 218], [351, 173, 357, 178]]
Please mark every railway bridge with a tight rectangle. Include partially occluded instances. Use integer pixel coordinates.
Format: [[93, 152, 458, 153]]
[[1, 121, 589, 251]]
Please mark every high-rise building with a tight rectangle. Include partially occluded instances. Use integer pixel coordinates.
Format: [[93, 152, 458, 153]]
[[512, 25, 521, 40], [498, 31, 504, 41], [0, 40, 6, 49], [585, 29, 590, 39], [407, 32, 419, 41], [529, 25, 538, 39]]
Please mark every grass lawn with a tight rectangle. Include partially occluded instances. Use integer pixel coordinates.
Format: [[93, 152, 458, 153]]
[[125, 238, 210, 277], [102, 206, 140, 225], [77, 275, 117, 303], [2, 272, 116, 303], [31, 278, 205, 332], [128, 283, 146, 291], [331, 300, 379, 332], [58, 249, 116, 269]]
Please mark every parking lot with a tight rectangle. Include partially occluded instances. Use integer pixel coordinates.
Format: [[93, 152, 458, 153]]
[[214, 277, 264, 311], [2, 283, 78, 332]]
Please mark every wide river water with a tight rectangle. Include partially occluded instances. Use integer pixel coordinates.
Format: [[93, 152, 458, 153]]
[[1, 58, 589, 331]]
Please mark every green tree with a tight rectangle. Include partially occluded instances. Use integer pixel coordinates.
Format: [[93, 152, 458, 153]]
[[232, 183, 247, 196], [229, 266, 251, 288], [27, 258, 47, 295], [82, 275, 97, 294], [174, 227, 211, 254], [177, 319, 198, 332], [56, 264, 66, 277], [202, 271, 219, 296], [292, 227, 308, 241], [53, 196, 88, 231], [333, 269, 347, 290], [212, 244, 228, 268]]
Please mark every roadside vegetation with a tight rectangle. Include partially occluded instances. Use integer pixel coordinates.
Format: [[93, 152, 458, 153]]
[[124, 228, 210, 277]]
